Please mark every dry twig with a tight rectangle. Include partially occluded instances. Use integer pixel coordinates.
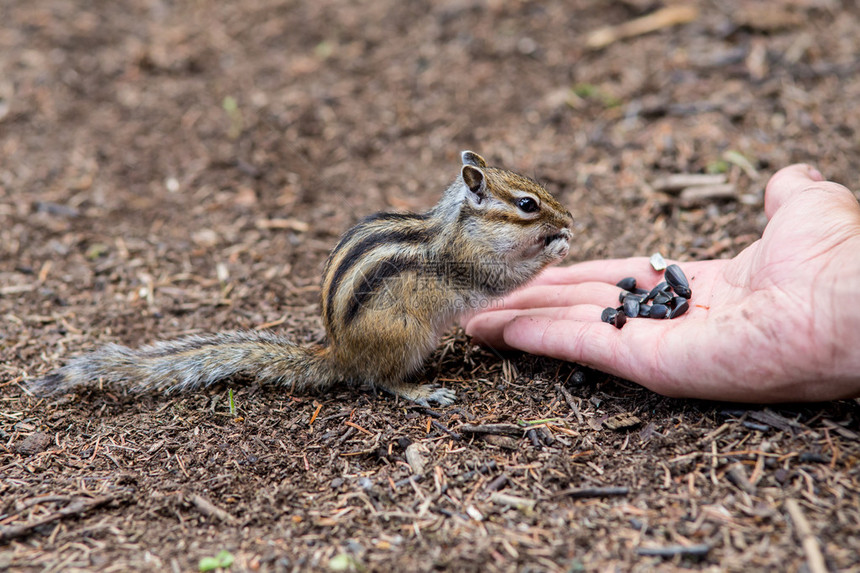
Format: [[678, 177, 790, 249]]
[[188, 493, 237, 524], [0, 495, 118, 543], [458, 423, 524, 437], [586, 6, 699, 50], [553, 486, 629, 499], [636, 544, 711, 558]]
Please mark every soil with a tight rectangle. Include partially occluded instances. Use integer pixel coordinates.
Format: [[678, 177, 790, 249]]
[[2, 0, 860, 571]]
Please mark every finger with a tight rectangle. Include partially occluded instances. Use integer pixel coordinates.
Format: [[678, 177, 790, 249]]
[[764, 163, 825, 219], [465, 304, 603, 348], [491, 282, 621, 311], [530, 258, 666, 287], [500, 315, 665, 384], [530, 259, 718, 305]]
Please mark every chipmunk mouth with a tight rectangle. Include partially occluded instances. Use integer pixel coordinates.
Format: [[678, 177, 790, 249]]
[[543, 233, 564, 246], [541, 228, 571, 247]]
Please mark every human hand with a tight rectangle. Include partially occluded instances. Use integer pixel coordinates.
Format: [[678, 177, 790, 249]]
[[466, 164, 860, 402]]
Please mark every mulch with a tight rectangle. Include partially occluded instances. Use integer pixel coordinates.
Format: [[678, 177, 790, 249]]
[[2, 0, 859, 571]]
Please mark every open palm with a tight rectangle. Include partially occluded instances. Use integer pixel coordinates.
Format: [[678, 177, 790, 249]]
[[466, 165, 860, 402]]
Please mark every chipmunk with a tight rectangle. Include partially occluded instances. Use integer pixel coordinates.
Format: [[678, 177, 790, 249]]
[[29, 151, 573, 406]]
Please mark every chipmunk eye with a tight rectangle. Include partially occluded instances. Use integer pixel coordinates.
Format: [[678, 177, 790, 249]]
[[516, 197, 539, 214]]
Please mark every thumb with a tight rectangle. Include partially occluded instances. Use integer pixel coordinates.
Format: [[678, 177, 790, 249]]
[[763, 164, 860, 252], [764, 163, 825, 220]]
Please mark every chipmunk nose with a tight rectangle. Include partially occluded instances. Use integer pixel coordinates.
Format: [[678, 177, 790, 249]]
[[557, 213, 573, 234]]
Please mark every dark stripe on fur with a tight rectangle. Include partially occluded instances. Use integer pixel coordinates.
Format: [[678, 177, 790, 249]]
[[324, 223, 434, 329], [482, 210, 534, 226], [430, 253, 509, 297], [342, 255, 423, 327], [327, 212, 427, 262]]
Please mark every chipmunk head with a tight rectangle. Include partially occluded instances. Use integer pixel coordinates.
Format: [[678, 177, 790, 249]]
[[455, 150, 573, 264]]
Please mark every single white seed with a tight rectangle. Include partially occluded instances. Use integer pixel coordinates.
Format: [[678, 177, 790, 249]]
[[650, 252, 667, 271]]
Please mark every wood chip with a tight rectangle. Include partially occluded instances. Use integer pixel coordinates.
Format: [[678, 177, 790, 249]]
[[726, 463, 755, 494], [489, 492, 536, 512], [604, 413, 641, 431], [636, 543, 711, 558], [554, 486, 630, 499], [482, 435, 519, 450], [821, 419, 859, 440], [15, 432, 51, 455], [256, 218, 310, 232], [485, 474, 508, 492], [404, 443, 428, 476], [651, 173, 727, 193], [679, 183, 738, 206], [188, 493, 237, 524], [749, 409, 802, 434], [735, 5, 804, 32], [0, 284, 37, 296]]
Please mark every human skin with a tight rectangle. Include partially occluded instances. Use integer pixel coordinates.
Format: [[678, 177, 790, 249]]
[[465, 164, 860, 402]]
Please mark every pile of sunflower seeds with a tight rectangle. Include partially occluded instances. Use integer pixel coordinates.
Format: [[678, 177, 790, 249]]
[[601, 262, 692, 329]]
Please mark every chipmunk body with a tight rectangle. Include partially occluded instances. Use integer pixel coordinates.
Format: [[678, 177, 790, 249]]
[[30, 151, 573, 405]]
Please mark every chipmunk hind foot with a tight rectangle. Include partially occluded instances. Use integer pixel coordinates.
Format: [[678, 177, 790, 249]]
[[376, 380, 456, 406]]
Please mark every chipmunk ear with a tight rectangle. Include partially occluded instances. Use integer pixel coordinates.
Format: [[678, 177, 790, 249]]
[[461, 164, 486, 203], [461, 150, 488, 168]]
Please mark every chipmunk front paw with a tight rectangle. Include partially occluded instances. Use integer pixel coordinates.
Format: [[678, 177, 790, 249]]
[[543, 228, 571, 261]]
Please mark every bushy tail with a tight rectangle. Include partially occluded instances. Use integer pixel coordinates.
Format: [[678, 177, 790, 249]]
[[28, 331, 338, 396]]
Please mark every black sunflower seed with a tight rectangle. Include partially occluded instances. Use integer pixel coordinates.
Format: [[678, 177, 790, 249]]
[[601, 307, 618, 324], [650, 303, 669, 319], [669, 298, 689, 318], [622, 297, 640, 318], [665, 264, 692, 298], [646, 281, 669, 302]]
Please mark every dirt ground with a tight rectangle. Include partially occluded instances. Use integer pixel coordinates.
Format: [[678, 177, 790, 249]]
[[2, 0, 860, 571]]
